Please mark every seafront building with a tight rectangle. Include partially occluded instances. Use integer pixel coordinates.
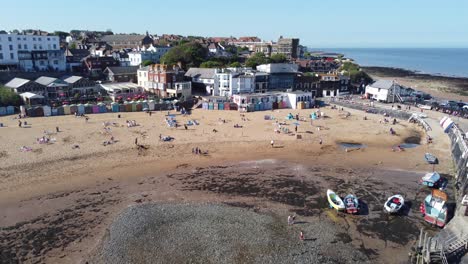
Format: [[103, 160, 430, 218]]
[[0, 31, 65, 71]]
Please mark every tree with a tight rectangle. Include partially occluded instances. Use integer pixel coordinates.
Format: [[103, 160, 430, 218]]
[[245, 53, 270, 68], [200, 61, 224, 68], [229, 62, 242, 68], [142, 60, 153, 66], [161, 42, 208, 68], [270, 53, 288, 63], [0, 86, 21, 106], [68, 42, 77, 49], [54, 31, 70, 40]]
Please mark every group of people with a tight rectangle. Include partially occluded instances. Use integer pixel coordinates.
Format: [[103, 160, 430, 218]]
[[126, 120, 138, 128], [192, 147, 206, 155]]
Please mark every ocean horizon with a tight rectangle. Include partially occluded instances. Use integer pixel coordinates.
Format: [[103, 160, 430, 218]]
[[311, 48, 468, 78]]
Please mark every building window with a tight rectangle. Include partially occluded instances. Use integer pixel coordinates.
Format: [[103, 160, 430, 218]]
[[0, 54, 3, 60], [8, 37, 12, 41], [33, 37, 36, 41], [9, 45, 13, 50], [33, 44, 37, 49], [47, 37, 50, 41], [53, 44, 57, 49], [53, 60, 58, 65], [0, 44, 2, 50], [39, 45, 42, 50], [10, 53, 14, 59], [38, 37, 42, 41], [39, 61, 45, 66], [18, 44, 21, 49], [24, 44, 28, 49]]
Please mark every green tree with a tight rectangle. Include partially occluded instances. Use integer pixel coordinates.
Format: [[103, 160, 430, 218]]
[[0, 86, 21, 106], [340, 62, 373, 84], [161, 42, 208, 68], [270, 53, 288, 63], [142, 60, 153, 66], [229, 62, 242, 68], [68, 42, 77, 49], [245, 53, 270, 68], [200, 60, 224, 68]]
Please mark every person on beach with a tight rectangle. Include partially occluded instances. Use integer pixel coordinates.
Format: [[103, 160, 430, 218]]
[[18, 120, 22, 127], [319, 138, 323, 145], [135, 137, 138, 145], [271, 140, 274, 148], [56, 126, 60, 133], [295, 126, 298, 133], [299, 231, 305, 241], [159, 134, 162, 140], [288, 215, 293, 225]]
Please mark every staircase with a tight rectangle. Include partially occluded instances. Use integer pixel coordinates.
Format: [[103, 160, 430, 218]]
[[191, 99, 203, 110], [395, 93, 404, 103]]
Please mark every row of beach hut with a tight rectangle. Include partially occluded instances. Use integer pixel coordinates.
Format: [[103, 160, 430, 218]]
[[17, 100, 175, 118], [0, 106, 15, 116], [201, 102, 238, 111]]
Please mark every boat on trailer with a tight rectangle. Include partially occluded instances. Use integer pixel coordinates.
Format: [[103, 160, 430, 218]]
[[420, 189, 448, 228], [327, 189, 345, 211], [344, 194, 359, 214], [384, 194, 405, 213], [424, 153, 438, 164], [420, 172, 446, 189]]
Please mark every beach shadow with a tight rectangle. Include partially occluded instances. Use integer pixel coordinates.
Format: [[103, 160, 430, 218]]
[[305, 131, 314, 134], [358, 200, 370, 216], [400, 200, 413, 216], [293, 221, 309, 225], [273, 146, 284, 149], [303, 238, 317, 242]]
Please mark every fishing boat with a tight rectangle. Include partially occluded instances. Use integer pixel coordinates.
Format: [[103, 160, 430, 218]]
[[344, 194, 359, 214], [420, 189, 448, 227], [327, 189, 345, 211], [424, 153, 438, 164], [384, 194, 405, 213], [420, 172, 446, 189]]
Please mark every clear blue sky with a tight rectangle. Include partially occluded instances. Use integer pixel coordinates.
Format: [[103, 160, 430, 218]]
[[1, 0, 467, 48]]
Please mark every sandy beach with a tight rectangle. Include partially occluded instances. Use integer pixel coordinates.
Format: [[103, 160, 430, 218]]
[[0, 106, 454, 263]]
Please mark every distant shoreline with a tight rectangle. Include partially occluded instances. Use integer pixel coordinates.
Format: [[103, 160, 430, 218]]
[[362, 66, 468, 99], [362, 66, 468, 81]]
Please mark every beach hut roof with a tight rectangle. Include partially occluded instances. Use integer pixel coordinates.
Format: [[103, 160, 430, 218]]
[[20, 92, 44, 99], [5, 78, 30, 88]]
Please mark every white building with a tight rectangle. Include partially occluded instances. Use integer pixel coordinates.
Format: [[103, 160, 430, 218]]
[[185, 68, 216, 95], [137, 66, 150, 88], [213, 68, 255, 97], [128, 45, 171, 66], [256, 63, 299, 74], [0, 32, 65, 71], [365, 80, 404, 103]]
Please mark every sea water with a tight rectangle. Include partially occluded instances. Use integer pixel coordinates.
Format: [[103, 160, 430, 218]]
[[314, 48, 468, 78]]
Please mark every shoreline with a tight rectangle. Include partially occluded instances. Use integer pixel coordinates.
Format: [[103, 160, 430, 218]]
[[362, 66, 468, 101]]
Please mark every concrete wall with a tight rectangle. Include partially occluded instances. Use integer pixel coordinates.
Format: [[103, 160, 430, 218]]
[[447, 124, 468, 208]]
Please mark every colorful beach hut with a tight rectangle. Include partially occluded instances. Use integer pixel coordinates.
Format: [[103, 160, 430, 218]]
[[57, 106, 64, 116], [70, 104, 78, 115], [43, 105, 52, 117], [119, 104, 125, 112], [6, 106, 14, 115], [124, 102, 132, 112], [92, 104, 100, 114], [148, 100, 155, 111], [77, 104, 85, 115], [136, 101, 143, 112], [99, 103, 107, 113], [0, 107, 6, 116], [84, 104, 93, 114], [63, 105, 71, 115], [51, 108, 58, 116], [141, 100, 149, 110], [34, 106, 44, 117], [111, 102, 119, 112]]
